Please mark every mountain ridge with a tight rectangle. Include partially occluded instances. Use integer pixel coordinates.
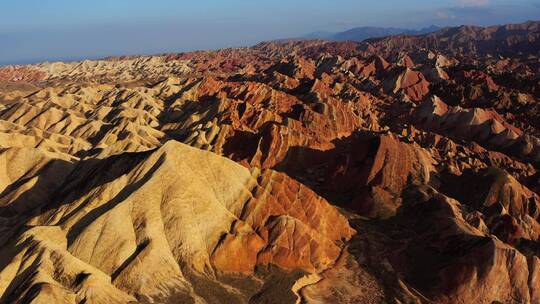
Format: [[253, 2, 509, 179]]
[[304, 25, 441, 41]]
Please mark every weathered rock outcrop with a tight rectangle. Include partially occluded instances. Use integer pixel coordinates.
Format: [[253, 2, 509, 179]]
[[415, 96, 540, 163], [393, 186, 539, 304], [0, 141, 353, 303]]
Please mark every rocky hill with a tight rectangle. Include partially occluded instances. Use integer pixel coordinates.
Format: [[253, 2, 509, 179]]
[[361, 20, 540, 58]]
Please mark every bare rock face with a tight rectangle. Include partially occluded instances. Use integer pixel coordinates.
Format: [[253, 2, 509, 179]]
[[0, 20, 539, 303], [440, 168, 540, 243], [0, 141, 353, 303], [310, 134, 433, 218], [360, 21, 540, 58], [391, 186, 539, 304], [415, 96, 540, 164], [0, 66, 46, 82], [385, 68, 430, 102]]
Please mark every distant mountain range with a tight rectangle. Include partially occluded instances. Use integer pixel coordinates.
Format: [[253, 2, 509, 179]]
[[304, 25, 441, 41], [360, 20, 540, 57]]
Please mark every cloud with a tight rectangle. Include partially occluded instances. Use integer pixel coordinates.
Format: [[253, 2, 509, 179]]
[[434, 5, 493, 22], [423, 1, 540, 27], [457, 0, 489, 7], [435, 11, 457, 20]]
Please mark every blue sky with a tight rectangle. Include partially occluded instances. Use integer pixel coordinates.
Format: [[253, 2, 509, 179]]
[[1, 0, 539, 65]]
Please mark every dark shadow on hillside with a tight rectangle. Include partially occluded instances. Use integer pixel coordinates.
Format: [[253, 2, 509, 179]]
[[0, 158, 74, 217], [270, 131, 381, 209], [0, 147, 160, 222], [64, 153, 165, 246]]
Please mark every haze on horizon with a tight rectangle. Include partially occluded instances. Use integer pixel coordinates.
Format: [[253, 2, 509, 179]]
[[1, 0, 539, 65]]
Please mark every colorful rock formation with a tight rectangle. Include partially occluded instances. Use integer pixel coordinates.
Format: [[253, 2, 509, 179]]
[[0, 20, 539, 303]]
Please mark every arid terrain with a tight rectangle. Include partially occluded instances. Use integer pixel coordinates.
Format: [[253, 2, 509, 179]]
[[0, 21, 539, 304]]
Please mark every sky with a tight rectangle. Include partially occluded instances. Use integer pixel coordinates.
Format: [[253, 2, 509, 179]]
[[1, 0, 539, 65]]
